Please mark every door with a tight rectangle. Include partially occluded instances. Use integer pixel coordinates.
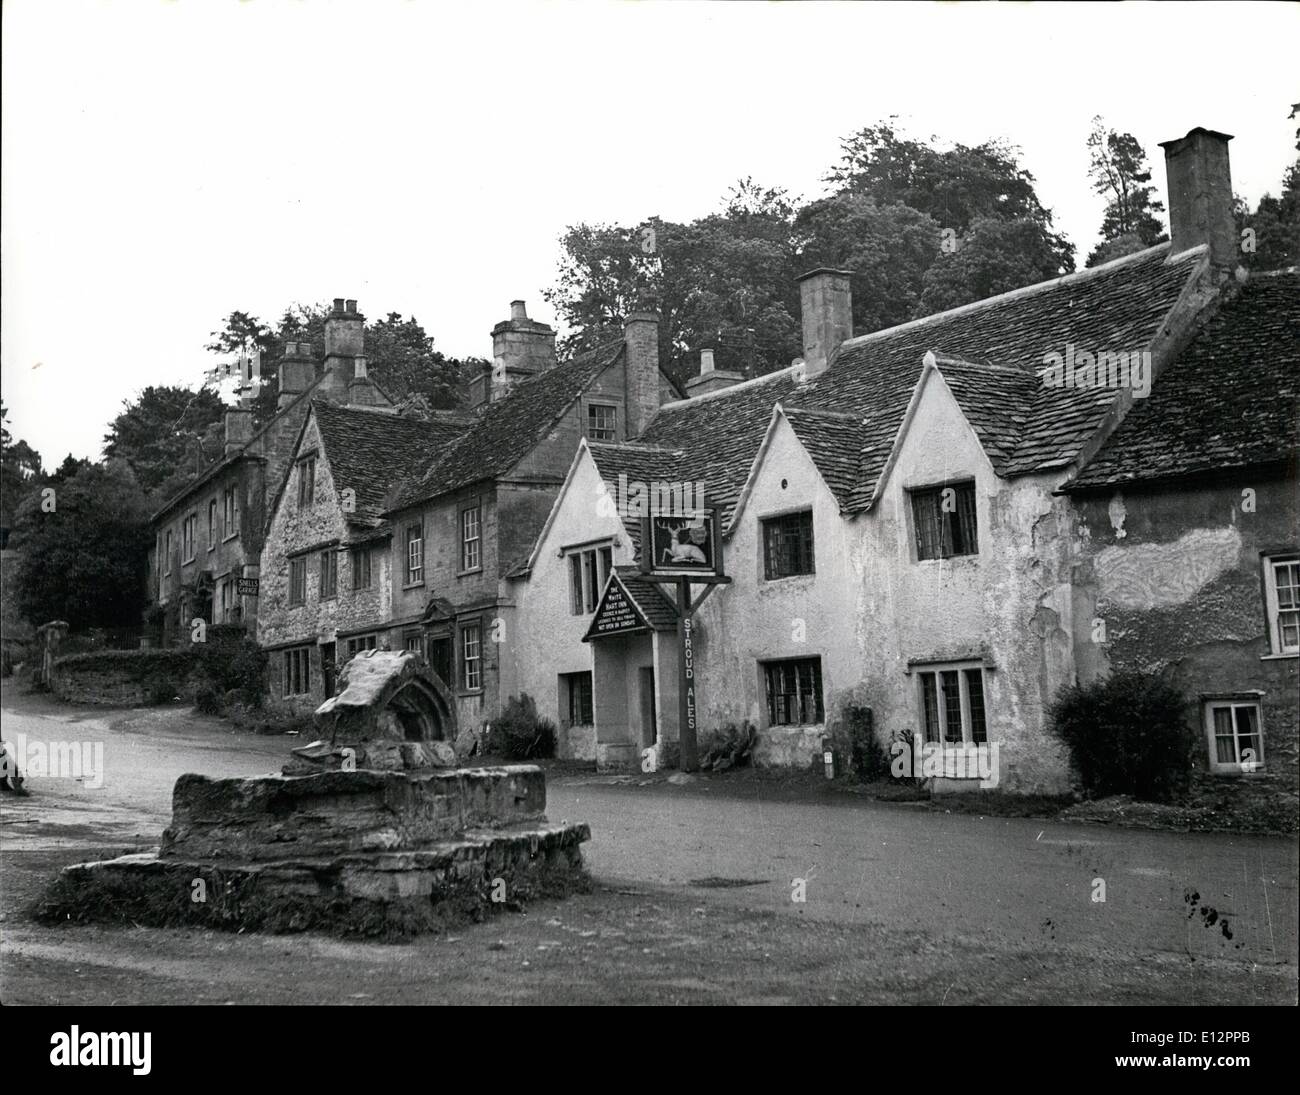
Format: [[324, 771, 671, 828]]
[[639, 667, 657, 747], [320, 643, 337, 699], [428, 635, 453, 690]]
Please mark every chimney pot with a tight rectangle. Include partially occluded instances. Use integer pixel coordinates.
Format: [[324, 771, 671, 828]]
[[1158, 127, 1236, 268], [354, 355, 368, 380], [700, 349, 716, 374], [510, 300, 528, 321], [797, 268, 853, 378], [345, 299, 357, 313], [333, 297, 345, 313]]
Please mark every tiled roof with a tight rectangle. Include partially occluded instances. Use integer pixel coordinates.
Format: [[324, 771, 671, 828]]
[[782, 408, 871, 509], [587, 442, 687, 557], [614, 567, 679, 630], [637, 244, 1201, 521], [311, 401, 472, 527], [394, 340, 626, 510], [1067, 271, 1300, 490]]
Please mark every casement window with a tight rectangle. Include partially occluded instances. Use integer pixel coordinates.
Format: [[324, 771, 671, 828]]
[[461, 503, 482, 572], [351, 545, 372, 590], [222, 485, 239, 539], [288, 557, 306, 606], [207, 499, 217, 550], [181, 514, 197, 563], [911, 481, 979, 560], [344, 634, 378, 660], [1263, 554, 1299, 655], [164, 531, 173, 575], [587, 403, 617, 442], [1204, 698, 1265, 774], [403, 631, 423, 656], [568, 544, 614, 614], [319, 547, 338, 599], [917, 663, 989, 745], [562, 671, 594, 727], [461, 622, 482, 691], [219, 578, 233, 623], [405, 522, 424, 585], [296, 456, 316, 509], [282, 647, 311, 696], [763, 657, 824, 726], [762, 510, 815, 579]]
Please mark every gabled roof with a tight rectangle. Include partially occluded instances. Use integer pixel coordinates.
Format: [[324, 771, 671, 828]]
[[587, 441, 687, 558], [582, 567, 678, 641], [781, 407, 871, 509], [310, 400, 473, 527], [393, 340, 627, 511], [635, 243, 1204, 523], [1067, 270, 1300, 490]]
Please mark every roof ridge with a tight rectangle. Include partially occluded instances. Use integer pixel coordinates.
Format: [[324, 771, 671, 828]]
[[782, 406, 864, 421], [837, 242, 1187, 352], [652, 364, 798, 412]]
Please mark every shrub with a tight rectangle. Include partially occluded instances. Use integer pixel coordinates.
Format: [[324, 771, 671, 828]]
[[487, 694, 556, 760], [193, 684, 224, 715], [843, 704, 888, 782], [1049, 671, 1191, 802]]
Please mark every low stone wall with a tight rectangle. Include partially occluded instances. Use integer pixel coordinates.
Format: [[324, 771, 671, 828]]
[[49, 649, 199, 706], [753, 724, 824, 769]]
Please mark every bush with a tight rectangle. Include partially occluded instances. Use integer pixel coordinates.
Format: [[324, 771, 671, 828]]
[[487, 694, 556, 760], [191, 634, 268, 715], [843, 704, 888, 782], [193, 684, 224, 715], [1049, 671, 1191, 802]]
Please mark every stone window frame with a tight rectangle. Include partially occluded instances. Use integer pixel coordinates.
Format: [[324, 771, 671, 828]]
[[404, 521, 424, 587], [1201, 693, 1266, 775], [915, 660, 989, 747], [460, 618, 483, 694], [288, 557, 307, 607], [163, 530, 173, 576], [1261, 552, 1300, 657], [282, 646, 312, 696], [566, 541, 613, 615], [561, 670, 594, 728], [343, 633, 378, 661], [761, 508, 815, 580], [351, 544, 373, 591], [402, 630, 424, 657], [296, 453, 317, 510], [207, 497, 218, 552], [459, 499, 483, 575], [222, 484, 240, 542], [907, 479, 979, 562], [761, 656, 825, 727], [181, 512, 198, 565], [586, 402, 618, 442]]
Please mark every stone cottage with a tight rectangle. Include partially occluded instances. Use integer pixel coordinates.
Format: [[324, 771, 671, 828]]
[[256, 399, 472, 709], [381, 300, 682, 733], [149, 298, 382, 644], [504, 127, 1298, 793]]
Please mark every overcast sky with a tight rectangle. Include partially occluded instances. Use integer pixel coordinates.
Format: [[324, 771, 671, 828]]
[[3, 0, 1297, 463]]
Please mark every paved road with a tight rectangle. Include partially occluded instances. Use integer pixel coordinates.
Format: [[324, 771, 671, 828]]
[[3, 695, 1296, 972]]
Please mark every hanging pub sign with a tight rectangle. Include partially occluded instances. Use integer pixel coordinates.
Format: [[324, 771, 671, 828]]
[[640, 505, 723, 579]]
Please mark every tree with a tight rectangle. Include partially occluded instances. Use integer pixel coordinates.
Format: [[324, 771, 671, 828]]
[[1, 402, 44, 544], [10, 459, 152, 630], [102, 386, 227, 497], [918, 215, 1076, 315], [1236, 107, 1300, 272], [1085, 117, 1167, 267]]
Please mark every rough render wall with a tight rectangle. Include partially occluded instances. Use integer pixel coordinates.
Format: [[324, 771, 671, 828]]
[[1071, 475, 1299, 787], [508, 450, 635, 759], [258, 415, 392, 710]]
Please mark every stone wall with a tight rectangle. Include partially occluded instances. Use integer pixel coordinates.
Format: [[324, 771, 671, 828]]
[[50, 649, 199, 706]]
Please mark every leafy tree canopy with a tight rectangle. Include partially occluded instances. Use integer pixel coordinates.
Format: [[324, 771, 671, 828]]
[[102, 385, 227, 498], [1085, 117, 1167, 267]]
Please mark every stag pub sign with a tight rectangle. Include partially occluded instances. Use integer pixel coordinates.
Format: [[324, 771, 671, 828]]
[[640, 505, 723, 579]]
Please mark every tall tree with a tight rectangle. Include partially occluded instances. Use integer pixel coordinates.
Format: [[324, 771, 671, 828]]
[[10, 459, 152, 630], [1085, 117, 1167, 267], [1237, 106, 1300, 271], [1, 402, 44, 544], [102, 385, 227, 498]]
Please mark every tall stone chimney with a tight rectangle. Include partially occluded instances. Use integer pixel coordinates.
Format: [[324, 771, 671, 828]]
[[277, 339, 317, 410], [1158, 128, 1236, 269], [224, 407, 253, 456], [798, 268, 853, 378], [623, 308, 661, 438], [686, 347, 744, 398], [347, 355, 386, 407], [323, 298, 366, 399], [489, 300, 556, 400]]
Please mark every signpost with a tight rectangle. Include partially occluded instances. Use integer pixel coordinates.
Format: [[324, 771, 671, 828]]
[[640, 505, 729, 772], [236, 577, 259, 597]]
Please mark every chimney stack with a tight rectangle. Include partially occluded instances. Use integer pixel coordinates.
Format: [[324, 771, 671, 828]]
[[1158, 128, 1237, 269], [276, 339, 317, 410], [686, 346, 744, 398], [324, 296, 366, 399], [798, 268, 853, 378], [224, 407, 254, 456], [623, 308, 661, 437], [489, 300, 556, 401]]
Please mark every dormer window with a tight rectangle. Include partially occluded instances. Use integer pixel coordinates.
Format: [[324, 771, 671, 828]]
[[587, 403, 617, 442], [910, 481, 978, 560]]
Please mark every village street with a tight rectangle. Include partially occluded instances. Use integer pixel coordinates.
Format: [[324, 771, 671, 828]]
[[2, 693, 1296, 1005]]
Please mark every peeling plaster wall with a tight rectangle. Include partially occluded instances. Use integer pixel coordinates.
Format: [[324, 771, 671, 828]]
[[1071, 475, 1299, 786]]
